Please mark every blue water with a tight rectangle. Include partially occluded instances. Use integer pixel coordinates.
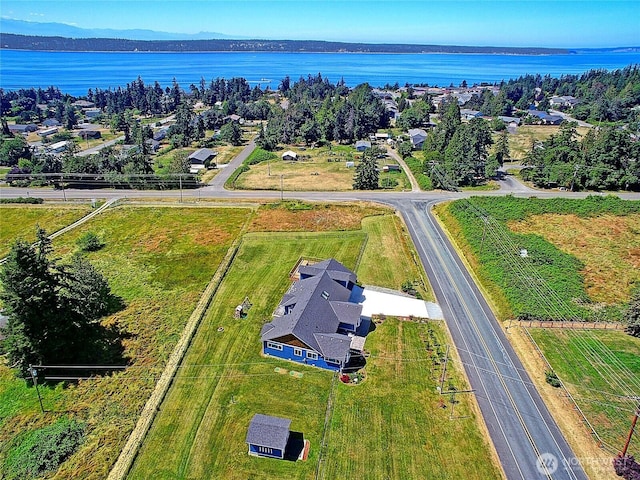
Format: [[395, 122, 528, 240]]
[[1, 49, 638, 96]]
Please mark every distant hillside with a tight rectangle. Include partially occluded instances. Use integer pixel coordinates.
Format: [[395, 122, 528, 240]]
[[0, 18, 236, 41], [0, 33, 570, 54]]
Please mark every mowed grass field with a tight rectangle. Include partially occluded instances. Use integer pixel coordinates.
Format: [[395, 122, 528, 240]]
[[128, 232, 365, 480], [234, 144, 410, 191], [0, 204, 92, 257], [529, 328, 640, 458], [0, 205, 252, 479], [129, 214, 499, 479], [322, 320, 500, 480]]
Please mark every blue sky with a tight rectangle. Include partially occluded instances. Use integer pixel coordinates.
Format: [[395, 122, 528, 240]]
[[2, 0, 639, 47]]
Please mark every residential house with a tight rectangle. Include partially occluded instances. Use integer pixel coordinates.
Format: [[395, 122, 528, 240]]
[[153, 129, 167, 141], [145, 139, 161, 152], [528, 110, 563, 125], [42, 118, 61, 127], [223, 114, 244, 124], [549, 96, 579, 108], [374, 133, 390, 143], [261, 259, 363, 372], [355, 140, 371, 152], [246, 414, 291, 459], [47, 141, 68, 154], [188, 148, 217, 172], [72, 100, 95, 108], [78, 129, 101, 140], [282, 150, 298, 161], [8, 124, 37, 135], [38, 127, 59, 137], [498, 116, 521, 126], [84, 108, 102, 119], [460, 109, 483, 120], [408, 128, 428, 149]]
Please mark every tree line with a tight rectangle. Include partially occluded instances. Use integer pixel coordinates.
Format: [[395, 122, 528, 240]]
[[521, 122, 640, 191], [0, 33, 569, 54]]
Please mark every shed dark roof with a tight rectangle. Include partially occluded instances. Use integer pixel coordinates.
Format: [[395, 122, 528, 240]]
[[188, 148, 217, 163], [246, 414, 291, 450]]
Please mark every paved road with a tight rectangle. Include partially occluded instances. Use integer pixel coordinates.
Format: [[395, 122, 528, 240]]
[[549, 110, 593, 128], [3, 162, 640, 479], [395, 199, 588, 479], [206, 139, 256, 189], [76, 135, 126, 157]]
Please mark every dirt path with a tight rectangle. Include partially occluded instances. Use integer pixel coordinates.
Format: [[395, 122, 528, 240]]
[[386, 146, 420, 192]]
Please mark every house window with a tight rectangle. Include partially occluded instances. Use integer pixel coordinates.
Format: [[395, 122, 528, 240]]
[[321, 290, 330, 300], [306, 351, 318, 360], [266, 341, 283, 351], [294, 347, 302, 357], [259, 446, 273, 455]]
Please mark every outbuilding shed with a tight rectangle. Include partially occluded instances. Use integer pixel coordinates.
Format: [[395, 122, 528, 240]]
[[282, 150, 298, 161], [246, 414, 291, 459]]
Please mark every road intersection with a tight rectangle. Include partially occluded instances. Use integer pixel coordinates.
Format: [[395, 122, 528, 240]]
[[2, 163, 639, 479]]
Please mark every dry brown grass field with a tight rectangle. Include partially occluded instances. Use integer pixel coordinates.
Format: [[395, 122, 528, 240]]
[[235, 144, 409, 191], [508, 125, 590, 160], [509, 213, 640, 303]]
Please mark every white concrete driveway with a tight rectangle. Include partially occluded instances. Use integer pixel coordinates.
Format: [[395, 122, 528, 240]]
[[352, 286, 443, 319]]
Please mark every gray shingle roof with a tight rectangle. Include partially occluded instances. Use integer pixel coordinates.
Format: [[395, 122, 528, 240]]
[[246, 414, 291, 450], [188, 148, 217, 163], [261, 260, 362, 363]]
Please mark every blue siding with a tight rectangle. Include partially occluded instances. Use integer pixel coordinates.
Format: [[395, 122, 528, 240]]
[[263, 342, 343, 371], [338, 322, 356, 332], [248, 443, 283, 459]]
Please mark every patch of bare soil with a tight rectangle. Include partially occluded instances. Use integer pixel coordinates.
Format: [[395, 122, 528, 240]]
[[249, 204, 385, 232]]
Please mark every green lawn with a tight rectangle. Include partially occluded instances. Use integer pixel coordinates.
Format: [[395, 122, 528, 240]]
[[0, 204, 92, 257], [0, 206, 252, 479], [529, 328, 640, 457], [129, 227, 499, 479], [358, 214, 433, 300], [129, 232, 365, 479], [322, 319, 501, 480]]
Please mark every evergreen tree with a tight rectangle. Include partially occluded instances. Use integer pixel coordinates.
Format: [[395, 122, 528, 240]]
[[352, 151, 379, 190], [625, 285, 640, 338], [0, 229, 120, 375], [219, 121, 243, 146]]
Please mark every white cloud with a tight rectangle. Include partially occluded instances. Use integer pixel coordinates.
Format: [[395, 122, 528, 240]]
[[29, 12, 45, 17]]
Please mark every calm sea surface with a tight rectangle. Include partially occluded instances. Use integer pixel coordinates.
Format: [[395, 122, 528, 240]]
[[1, 49, 638, 96]]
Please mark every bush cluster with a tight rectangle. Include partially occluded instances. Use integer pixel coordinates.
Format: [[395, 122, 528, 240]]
[[3, 418, 86, 480]]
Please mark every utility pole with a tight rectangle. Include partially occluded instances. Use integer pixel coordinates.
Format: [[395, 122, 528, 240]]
[[280, 174, 284, 201], [621, 399, 640, 457], [179, 174, 183, 203], [29, 365, 45, 414], [439, 344, 450, 393], [61, 173, 66, 202], [479, 216, 489, 254]]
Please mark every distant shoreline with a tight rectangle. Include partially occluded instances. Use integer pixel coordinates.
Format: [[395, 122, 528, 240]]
[[0, 33, 572, 55], [0, 48, 569, 56]]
